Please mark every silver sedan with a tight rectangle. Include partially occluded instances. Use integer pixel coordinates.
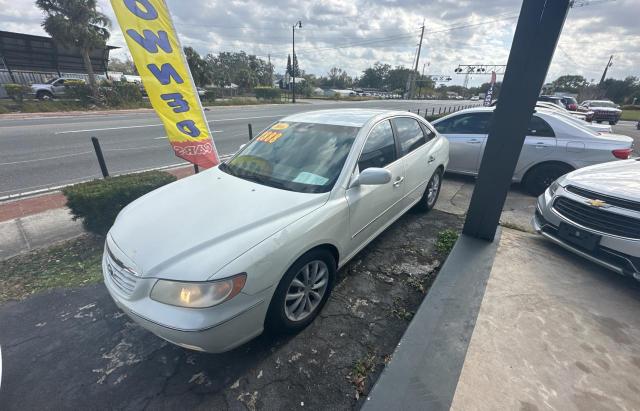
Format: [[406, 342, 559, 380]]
[[432, 107, 633, 195], [103, 109, 449, 353]]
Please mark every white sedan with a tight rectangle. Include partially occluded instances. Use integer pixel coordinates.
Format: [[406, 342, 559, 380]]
[[102, 109, 449, 353], [432, 107, 633, 195]]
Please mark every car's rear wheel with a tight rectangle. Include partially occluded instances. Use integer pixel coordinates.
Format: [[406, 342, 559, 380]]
[[36, 91, 53, 100], [609, 121, 617, 125], [266, 249, 335, 333], [523, 163, 573, 196], [415, 168, 443, 212]]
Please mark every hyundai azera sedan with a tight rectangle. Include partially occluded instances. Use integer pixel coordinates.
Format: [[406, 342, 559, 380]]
[[534, 159, 640, 281], [103, 109, 449, 352], [432, 107, 633, 195]]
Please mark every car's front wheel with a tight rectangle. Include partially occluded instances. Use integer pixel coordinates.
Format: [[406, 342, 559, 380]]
[[415, 168, 443, 212], [609, 121, 617, 125], [266, 249, 335, 333], [36, 90, 53, 100]]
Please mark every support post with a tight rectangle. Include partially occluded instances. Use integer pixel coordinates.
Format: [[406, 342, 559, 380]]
[[462, 0, 571, 241], [91, 137, 109, 178]]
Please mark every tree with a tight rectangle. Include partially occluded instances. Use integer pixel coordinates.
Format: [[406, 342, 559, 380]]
[[183, 47, 208, 86], [551, 75, 589, 93], [286, 54, 292, 77], [359, 62, 390, 89], [108, 57, 137, 75], [36, 0, 110, 97], [292, 53, 300, 77]]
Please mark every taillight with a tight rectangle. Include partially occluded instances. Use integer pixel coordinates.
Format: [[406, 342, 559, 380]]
[[612, 148, 633, 159], [568, 104, 577, 110]]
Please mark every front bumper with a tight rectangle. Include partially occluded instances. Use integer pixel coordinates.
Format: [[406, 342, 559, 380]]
[[533, 190, 640, 280], [102, 252, 273, 353]]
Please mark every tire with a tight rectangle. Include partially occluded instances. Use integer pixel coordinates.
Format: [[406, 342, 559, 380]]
[[415, 168, 443, 212], [265, 249, 336, 334], [609, 121, 617, 126], [36, 91, 53, 100], [523, 163, 573, 196]]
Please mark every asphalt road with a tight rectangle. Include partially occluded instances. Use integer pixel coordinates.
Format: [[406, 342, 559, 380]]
[[0, 99, 471, 198]]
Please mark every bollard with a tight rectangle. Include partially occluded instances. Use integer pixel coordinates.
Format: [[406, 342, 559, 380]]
[[432, 107, 435, 116], [91, 136, 109, 178], [194, 164, 199, 174], [417, 109, 420, 115], [248, 123, 253, 141], [438, 107, 441, 114]]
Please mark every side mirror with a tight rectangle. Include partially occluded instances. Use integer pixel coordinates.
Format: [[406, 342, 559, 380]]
[[350, 167, 392, 188]]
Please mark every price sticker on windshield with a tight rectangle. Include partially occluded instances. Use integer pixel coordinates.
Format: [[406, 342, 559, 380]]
[[257, 131, 283, 144], [271, 123, 289, 131]]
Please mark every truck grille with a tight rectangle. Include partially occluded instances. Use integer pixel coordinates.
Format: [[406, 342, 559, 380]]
[[106, 246, 139, 297], [553, 197, 640, 239]]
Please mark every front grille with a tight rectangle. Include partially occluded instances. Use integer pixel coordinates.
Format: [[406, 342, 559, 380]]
[[106, 246, 139, 297], [553, 197, 640, 239], [566, 186, 640, 212], [592, 110, 618, 120]]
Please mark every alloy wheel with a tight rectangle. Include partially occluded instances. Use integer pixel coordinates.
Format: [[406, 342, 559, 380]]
[[284, 260, 329, 322], [427, 172, 441, 207]]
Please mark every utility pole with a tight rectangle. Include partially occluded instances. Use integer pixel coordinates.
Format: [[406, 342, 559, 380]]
[[408, 23, 425, 99], [292, 20, 302, 103], [599, 54, 613, 85]]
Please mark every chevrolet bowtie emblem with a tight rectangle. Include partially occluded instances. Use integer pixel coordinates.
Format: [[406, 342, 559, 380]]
[[588, 199, 606, 207]]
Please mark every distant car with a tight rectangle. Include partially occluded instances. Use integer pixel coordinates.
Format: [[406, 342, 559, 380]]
[[102, 109, 449, 353], [538, 95, 565, 107], [535, 101, 594, 122], [432, 107, 633, 195], [538, 107, 611, 133], [30, 77, 84, 100], [580, 100, 622, 125], [560, 96, 578, 111], [196, 87, 206, 97], [470, 96, 480, 101], [534, 159, 640, 281]]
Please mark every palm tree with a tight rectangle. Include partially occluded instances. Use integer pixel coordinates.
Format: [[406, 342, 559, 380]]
[[36, 0, 111, 98]]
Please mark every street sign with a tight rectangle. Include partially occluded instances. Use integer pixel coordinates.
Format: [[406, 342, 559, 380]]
[[110, 0, 219, 168]]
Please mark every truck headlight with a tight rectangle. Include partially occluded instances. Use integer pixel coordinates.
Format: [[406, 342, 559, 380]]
[[548, 180, 561, 197], [150, 274, 246, 308]]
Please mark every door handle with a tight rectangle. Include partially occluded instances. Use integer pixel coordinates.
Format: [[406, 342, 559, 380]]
[[534, 142, 548, 149], [428, 155, 436, 164], [467, 139, 481, 144], [393, 176, 405, 187]]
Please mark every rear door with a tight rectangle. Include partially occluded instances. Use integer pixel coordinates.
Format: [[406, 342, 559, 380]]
[[391, 117, 438, 205], [433, 112, 492, 174], [346, 120, 406, 242], [515, 115, 557, 176]]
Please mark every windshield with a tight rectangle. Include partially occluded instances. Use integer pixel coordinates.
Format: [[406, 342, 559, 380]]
[[591, 101, 617, 108], [220, 121, 358, 193], [45, 78, 59, 84]]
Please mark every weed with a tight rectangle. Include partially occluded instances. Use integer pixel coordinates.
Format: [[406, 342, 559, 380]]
[[435, 229, 459, 254], [348, 352, 377, 399]]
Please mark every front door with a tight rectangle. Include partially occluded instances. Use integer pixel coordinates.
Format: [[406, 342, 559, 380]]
[[347, 120, 406, 242], [515, 115, 557, 176]]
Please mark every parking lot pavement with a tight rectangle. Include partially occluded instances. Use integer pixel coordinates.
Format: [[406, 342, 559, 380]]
[[613, 121, 640, 155], [0, 209, 463, 410]]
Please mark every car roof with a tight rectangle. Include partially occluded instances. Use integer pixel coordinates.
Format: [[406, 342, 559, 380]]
[[281, 108, 405, 127]]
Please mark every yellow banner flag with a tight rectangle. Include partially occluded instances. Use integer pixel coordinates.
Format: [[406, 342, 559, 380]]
[[110, 0, 219, 168]]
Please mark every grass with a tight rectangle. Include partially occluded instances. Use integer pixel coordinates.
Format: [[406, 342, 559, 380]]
[[621, 110, 640, 121], [0, 235, 104, 304], [435, 229, 459, 254], [0, 99, 152, 114], [202, 97, 286, 106], [348, 352, 378, 399]]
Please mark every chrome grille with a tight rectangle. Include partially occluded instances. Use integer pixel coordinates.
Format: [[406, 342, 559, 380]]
[[106, 246, 139, 297], [566, 185, 640, 212], [553, 197, 640, 239]]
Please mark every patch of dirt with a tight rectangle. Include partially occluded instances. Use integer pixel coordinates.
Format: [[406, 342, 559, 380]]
[[0, 234, 104, 303]]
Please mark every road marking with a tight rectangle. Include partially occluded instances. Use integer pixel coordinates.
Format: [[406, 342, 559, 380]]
[[54, 115, 278, 134], [153, 130, 223, 139]]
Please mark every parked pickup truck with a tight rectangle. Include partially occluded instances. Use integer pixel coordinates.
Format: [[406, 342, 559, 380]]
[[30, 77, 84, 100], [579, 100, 622, 125]]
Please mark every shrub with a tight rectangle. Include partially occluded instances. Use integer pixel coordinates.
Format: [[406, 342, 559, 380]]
[[100, 82, 143, 107], [63, 171, 176, 235], [254, 87, 281, 101], [435, 229, 459, 254], [203, 89, 218, 102], [64, 80, 93, 105], [621, 104, 640, 111], [4, 84, 30, 103]]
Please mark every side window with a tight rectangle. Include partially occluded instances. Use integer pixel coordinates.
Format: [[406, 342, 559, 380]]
[[394, 117, 426, 156], [421, 123, 437, 142], [433, 113, 492, 134], [56, 79, 65, 86], [358, 120, 396, 170], [528, 115, 555, 137]]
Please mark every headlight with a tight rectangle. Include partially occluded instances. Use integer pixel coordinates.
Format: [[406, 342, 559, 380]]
[[150, 274, 246, 308], [548, 180, 561, 197]]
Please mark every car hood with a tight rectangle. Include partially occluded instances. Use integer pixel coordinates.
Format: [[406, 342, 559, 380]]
[[108, 167, 329, 280], [564, 159, 640, 201]]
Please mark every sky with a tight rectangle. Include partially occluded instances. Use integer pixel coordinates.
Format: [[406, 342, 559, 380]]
[[1, 0, 638, 87]]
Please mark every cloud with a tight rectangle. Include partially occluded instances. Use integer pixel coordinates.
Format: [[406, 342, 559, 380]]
[[2, 0, 638, 86]]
